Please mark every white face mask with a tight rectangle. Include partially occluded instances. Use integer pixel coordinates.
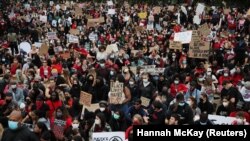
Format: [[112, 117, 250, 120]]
[[174, 80, 179, 84], [72, 123, 79, 129], [100, 107, 105, 112], [143, 79, 148, 83], [11, 85, 17, 89], [207, 72, 212, 76], [129, 81, 135, 85], [110, 71, 114, 75], [224, 73, 229, 77], [198, 78, 204, 81], [186, 100, 192, 106], [95, 119, 101, 125], [236, 118, 244, 125], [222, 102, 229, 107]]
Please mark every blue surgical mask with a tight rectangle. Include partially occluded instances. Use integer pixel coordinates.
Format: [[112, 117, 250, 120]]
[[8, 120, 19, 130]]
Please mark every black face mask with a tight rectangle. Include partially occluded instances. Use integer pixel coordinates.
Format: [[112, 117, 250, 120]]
[[65, 96, 70, 101], [200, 98, 204, 103], [26, 100, 32, 105], [6, 99, 12, 104]]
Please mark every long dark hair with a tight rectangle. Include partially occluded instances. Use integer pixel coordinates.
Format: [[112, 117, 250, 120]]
[[96, 112, 106, 128]]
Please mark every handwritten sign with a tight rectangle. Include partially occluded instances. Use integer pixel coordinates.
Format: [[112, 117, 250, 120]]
[[189, 32, 210, 59], [80, 91, 92, 107], [106, 44, 118, 54], [108, 9, 116, 15], [87, 17, 105, 27], [47, 32, 57, 40], [69, 29, 80, 35], [39, 44, 49, 56], [53, 119, 66, 139], [141, 96, 150, 107], [109, 82, 124, 104], [169, 41, 182, 50], [68, 35, 79, 43], [198, 23, 210, 36]]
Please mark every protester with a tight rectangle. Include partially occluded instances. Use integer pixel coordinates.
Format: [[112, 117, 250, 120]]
[[0, 0, 250, 140]]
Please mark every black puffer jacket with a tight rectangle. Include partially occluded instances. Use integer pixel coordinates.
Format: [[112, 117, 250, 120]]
[[1, 126, 39, 141]]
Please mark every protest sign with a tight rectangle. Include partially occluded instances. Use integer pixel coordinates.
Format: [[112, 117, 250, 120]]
[[47, 32, 57, 40], [189, 40, 210, 59], [68, 35, 79, 43], [19, 42, 31, 53], [39, 44, 49, 56], [52, 119, 66, 139], [169, 41, 182, 50], [109, 82, 124, 104], [198, 23, 210, 36], [106, 44, 118, 54], [87, 17, 105, 27], [147, 23, 154, 30], [54, 46, 63, 54], [167, 6, 175, 12], [93, 132, 125, 141], [208, 115, 236, 125], [108, 9, 116, 15], [107, 1, 114, 6], [39, 15, 47, 23], [196, 3, 205, 15], [141, 96, 150, 107], [141, 67, 165, 75], [174, 31, 192, 44], [75, 7, 82, 16], [69, 29, 80, 35], [153, 6, 161, 14], [80, 91, 92, 107]]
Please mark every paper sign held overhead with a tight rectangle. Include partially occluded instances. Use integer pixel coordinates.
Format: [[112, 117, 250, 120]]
[[39, 44, 49, 56], [80, 91, 92, 107], [107, 1, 114, 6], [108, 9, 116, 15], [174, 31, 193, 44], [106, 44, 118, 54], [169, 41, 182, 50]]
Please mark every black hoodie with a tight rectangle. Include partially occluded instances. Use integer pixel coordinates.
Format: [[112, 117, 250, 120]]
[[1, 126, 39, 141]]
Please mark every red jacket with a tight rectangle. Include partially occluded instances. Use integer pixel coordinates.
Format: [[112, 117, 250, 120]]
[[46, 100, 63, 118], [169, 83, 188, 97], [40, 66, 52, 79]]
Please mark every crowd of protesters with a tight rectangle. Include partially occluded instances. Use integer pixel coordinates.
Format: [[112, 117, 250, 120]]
[[0, 0, 250, 141]]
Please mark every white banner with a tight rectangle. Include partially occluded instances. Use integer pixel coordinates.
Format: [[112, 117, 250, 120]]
[[174, 31, 193, 44], [68, 35, 79, 43], [93, 132, 125, 141]]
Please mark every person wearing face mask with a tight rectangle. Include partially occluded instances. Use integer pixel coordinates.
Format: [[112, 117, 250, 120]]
[[169, 76, 188, 98], [46, 92, 63, 119], [95, 101, 112, 123], [218, 70, 232, 86], [51, 107, 72, 131], [186, 96, 201, 117], [167, 94, 194, 125], [96, 59, 109, 82], [82, 75, 97, 103], [1, 110, 39, 141], [216, 96, 234, 116], [64, 119, 82, 141], [0, 92, 18, 117], [198, 93, 214, 114], [185, 81, 201, 103], [8, 80, 24, 106], [109, 110, 127, 131], [64, 90, 73, 109], [138, 73, 157, 106], [89, 112, 112, 140], [70, 79, 81, 99], [127, 78, 140, 106]]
